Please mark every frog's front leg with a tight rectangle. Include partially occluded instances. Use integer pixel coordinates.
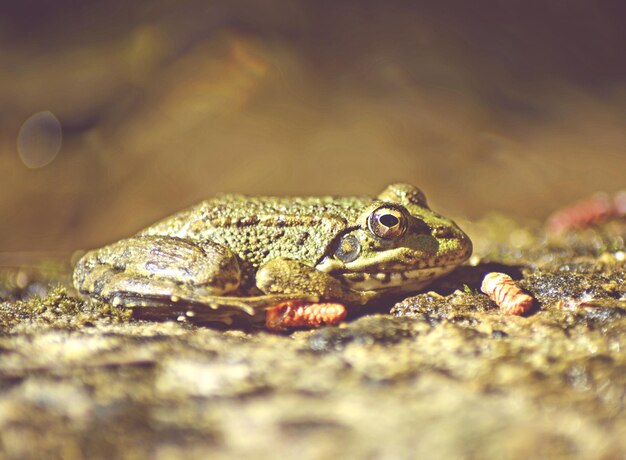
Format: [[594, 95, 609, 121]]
[[73, 235, 242, 308], [256, 259, 379, 330], [255, 258, 378, 305]]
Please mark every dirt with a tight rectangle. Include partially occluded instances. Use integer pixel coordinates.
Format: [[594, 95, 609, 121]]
[[1, 216, 625, 459]]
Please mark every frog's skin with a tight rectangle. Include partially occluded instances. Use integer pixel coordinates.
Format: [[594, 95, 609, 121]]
[[73, 184, 472, 325]]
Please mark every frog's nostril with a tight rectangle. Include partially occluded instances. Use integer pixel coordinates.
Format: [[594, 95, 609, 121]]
[[433, 227, 454, 238]]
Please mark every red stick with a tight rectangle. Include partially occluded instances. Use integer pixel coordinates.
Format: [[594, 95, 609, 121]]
[[266, 301, 347, 331]]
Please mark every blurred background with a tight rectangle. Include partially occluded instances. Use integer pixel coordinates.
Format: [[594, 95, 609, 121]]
[[1, 0, 625, 254]]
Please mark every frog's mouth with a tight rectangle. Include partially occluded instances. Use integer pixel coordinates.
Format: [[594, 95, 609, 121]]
[[315, 256, 461, 292], [336, 264, 459, 292]]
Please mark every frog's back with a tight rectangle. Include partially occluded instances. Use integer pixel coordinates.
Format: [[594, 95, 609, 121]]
[[140, 194, 372, 274]]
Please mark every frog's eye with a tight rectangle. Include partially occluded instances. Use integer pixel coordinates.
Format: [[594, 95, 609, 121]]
[[367, 206, 407, 239], [335, 234, 361, 263]]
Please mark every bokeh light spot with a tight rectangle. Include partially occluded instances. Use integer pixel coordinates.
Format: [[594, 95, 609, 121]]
[[17, 111, 63, 169]]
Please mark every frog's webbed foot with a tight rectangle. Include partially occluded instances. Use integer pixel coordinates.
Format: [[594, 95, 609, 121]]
[[130, 293, 319, 325], [74, 235, 247, 313], [255, 259, 379, 306]]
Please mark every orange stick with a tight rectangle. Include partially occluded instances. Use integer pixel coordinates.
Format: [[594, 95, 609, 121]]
[[481, 272, 534, 315]]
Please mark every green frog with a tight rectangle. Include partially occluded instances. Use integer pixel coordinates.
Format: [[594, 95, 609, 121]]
[[73, 183, 472, 328]]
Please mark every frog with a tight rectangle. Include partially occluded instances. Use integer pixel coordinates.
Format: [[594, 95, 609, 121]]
[[73, 183, 472, 329]]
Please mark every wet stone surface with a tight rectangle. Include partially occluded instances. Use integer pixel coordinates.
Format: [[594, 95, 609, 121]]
[[1, 217, 626, 459]]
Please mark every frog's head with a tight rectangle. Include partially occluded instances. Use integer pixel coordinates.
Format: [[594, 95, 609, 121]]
[[316, 183, 472, 293]]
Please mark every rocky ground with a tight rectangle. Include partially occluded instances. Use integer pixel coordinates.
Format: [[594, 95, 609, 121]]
[[1, 215, 626, 459]]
